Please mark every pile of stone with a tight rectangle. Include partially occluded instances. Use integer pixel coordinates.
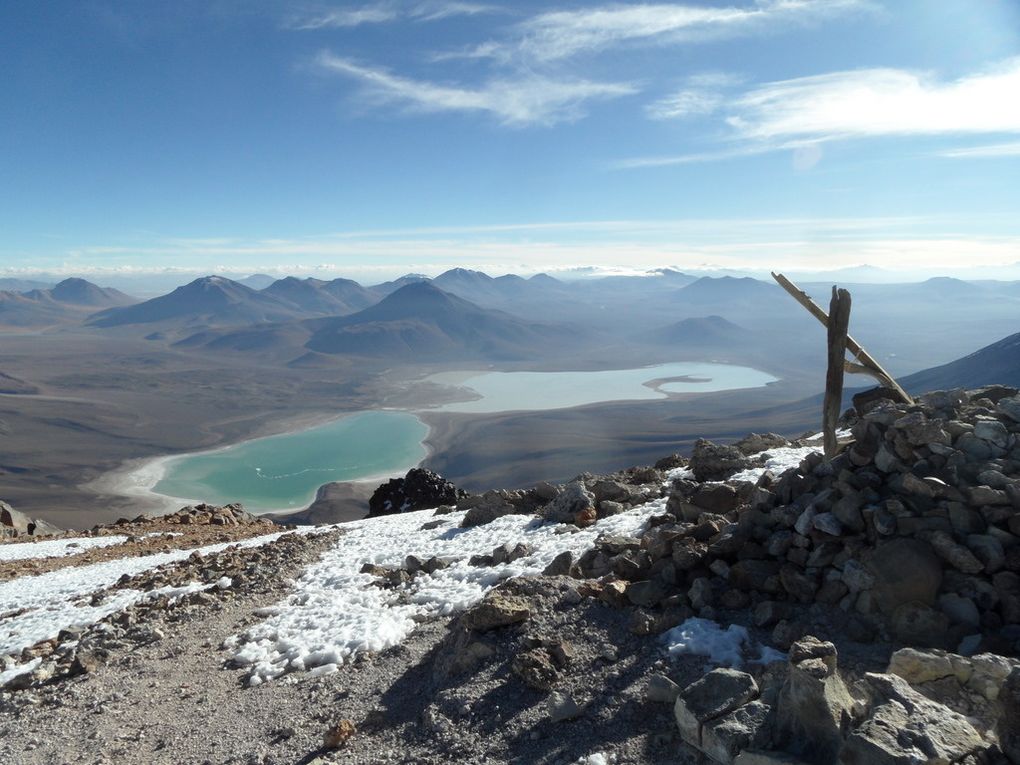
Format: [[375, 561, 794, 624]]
[[662, 635, 1017, 764], [109, 502, 273, 529], [557, 386, 1020, 659], [368, 468, 465, 518]]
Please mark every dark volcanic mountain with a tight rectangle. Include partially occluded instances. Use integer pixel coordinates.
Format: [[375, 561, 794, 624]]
[[0, 278, 135, 327], [304, 281, 577, 360], [370, 274, 430, 296], [89, 276, 302, 328], [648, 315, 754, 348], [47, 278, 134, 307], [901, 331, 1020, 391], [262, 277, 378, 316]]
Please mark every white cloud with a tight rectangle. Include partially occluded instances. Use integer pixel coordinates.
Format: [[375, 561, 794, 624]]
[[727, 57, 1020, 142], [456, 0, 869, 63], [941, 141, 1020, 159], [314, 52, 636, 126], [646, 89, 723, 119], [290, 1, 501, 29], [289, 4, 398, 30], [411, 2, 501, 22]]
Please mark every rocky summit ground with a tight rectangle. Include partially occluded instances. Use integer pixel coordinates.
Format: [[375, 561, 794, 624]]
[[2, 385, 1020, 764]]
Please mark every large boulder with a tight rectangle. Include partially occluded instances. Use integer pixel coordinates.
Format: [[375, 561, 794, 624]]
[[838, 673, 984, 765], [675, 668, 760, 754], [367, 468, 463, 518], [540, 481, 595, 525]]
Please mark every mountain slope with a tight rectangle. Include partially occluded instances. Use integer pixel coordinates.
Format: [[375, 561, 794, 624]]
[[648, 315, 754, 347], [0, 278, 135, 327], [48, 278, 135, 307], [304, 281, 578, 360], [262, 277, 378, 316], [89, 276, 303, 328], [901, 331, 1020, 391]]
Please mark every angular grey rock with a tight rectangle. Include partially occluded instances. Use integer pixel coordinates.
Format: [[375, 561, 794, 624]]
[[546, 691, 582, 722], [1000, 667, 1020, 764], [674, 668, 759, 748], [460, 593, 530, 631], [776, 637, 854, 762], [701, 701, 773, 765], [646, 674, 681, 704], [839, 673, 984, 765], [541, 481, 595, 524], [690, 439, 750, 482]]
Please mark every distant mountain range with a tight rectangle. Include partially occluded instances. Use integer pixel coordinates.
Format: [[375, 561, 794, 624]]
[[0, 278, 135, 327], [178, 281, 583, 362], [303, 281, 578, 360], [262, 276, 378, 316], [89, 276, 303, 328]]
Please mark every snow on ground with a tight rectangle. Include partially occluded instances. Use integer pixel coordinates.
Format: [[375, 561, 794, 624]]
[[0, 535, 129, 562], [661, 617, 786, 668], [728, 445, 822, 485], [230, 498, 669, 685], [0, 530, 295, 667]]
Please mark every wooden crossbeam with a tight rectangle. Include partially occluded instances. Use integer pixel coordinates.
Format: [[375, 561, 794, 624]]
[[771, 272, 914, 406]]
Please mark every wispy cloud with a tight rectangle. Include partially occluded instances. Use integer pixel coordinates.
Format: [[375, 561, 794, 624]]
[[289, 1, 501, 30], [289, 4, 398, 30], [441, 0, 869, 63], [315, 52, 636, 126], [941, 141, 1020, 159]]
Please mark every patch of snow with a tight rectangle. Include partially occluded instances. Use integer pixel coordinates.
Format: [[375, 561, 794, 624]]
[[664, 466, 693, 482], [728, 445, 822, 484], [661, 617, 785, 668], [0, 535, 128, 562], [0, 656, 41, 687], [574, 754, 613, 765], [215, 576, 233, 590], [0, 531, 293, 663], [232, 498, 669, 685]]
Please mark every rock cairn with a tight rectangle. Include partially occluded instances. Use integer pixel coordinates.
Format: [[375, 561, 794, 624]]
[[540, 386, 1020, 659], [368, 468, 465, 518]]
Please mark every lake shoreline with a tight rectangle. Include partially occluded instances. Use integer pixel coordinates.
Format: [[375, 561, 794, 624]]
[[88, 410, 435, 518]]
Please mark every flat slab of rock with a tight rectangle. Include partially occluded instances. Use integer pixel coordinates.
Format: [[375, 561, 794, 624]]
[[675, 668, 759, 749], [459, 593, 530, 631]]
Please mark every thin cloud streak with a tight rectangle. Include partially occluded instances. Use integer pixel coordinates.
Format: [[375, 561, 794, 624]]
[[442, 0, 870, 63], [314, 52, 636, 126], [942, 141, 1020, 159], [289, 1, 502, 29]]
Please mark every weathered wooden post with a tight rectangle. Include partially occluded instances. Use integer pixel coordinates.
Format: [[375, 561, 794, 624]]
[[824, 287, 851, 459]]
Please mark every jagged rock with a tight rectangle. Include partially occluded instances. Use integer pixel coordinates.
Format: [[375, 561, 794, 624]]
[[690, 439, 751, 482], [702, 701, 773, 765], [647, 674, 681, 703], [887, 648, 955, 685], [512, 648, 558, 691], [460, 492, 518, 527], [776, 637, 854, 762], [734, 433, 790, 456], [542, 550, 574, 576], [323, 719, 356, 749], [546, 691, 582, 721], [864, 539, 942, 614], [368, 468, 463, 517], [541, 481, 595, 525], [839, 673, 984, 765], [1000, 667, 1020, 764], [691, 483, 741, 514], [459, 593, 530, 631], [674, 668, 759, 750]]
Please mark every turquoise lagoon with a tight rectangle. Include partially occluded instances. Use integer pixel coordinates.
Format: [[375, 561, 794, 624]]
[[152, 411, 428, 511]]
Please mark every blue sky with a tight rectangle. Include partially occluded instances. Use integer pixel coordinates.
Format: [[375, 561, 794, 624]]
[[2, 0, 1019, 282]]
